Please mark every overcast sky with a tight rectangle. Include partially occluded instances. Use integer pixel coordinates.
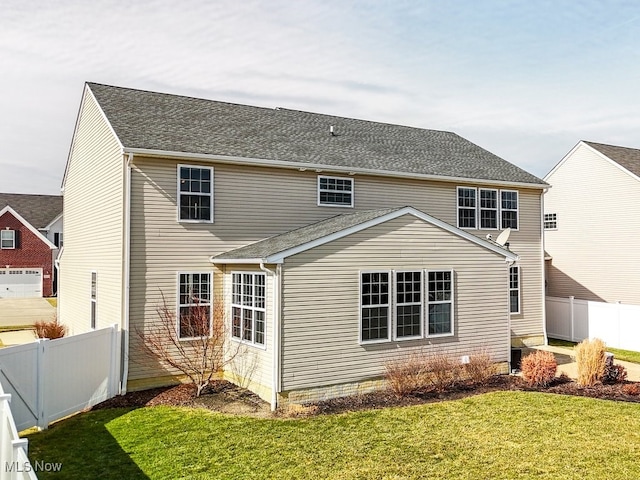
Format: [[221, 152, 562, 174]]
[[2, 1, 640, 195]]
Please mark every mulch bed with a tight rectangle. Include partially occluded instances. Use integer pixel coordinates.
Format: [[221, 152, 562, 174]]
[[92, 375, 640, 417]]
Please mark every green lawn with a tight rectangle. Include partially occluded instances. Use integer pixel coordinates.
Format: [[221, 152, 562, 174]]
[[26, 392, 640, 479], [548, 338, 640, 364]]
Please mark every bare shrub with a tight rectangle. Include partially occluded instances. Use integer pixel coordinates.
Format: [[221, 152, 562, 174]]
[[34, 315, 67, 339], [136, 293, 241, 397], [521, 350, 557, 387], [385, 352, 431, 397], [622, 383, 640, 396], [575, 338, 606, 387], [424, 350, 462, 392], [463, 347, 496, 386]]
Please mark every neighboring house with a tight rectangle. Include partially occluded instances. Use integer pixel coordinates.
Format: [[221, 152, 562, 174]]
[[0, 193, 63, 298], [544, 141, 640, 305], [59, 82, 547, 407]]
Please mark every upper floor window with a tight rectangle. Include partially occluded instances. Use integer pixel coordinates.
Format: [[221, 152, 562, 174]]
[[0, 230, 15, 249], [457, 187, 519, 231], [231, 273, 266, 347], [509, 266, 520, 314], [178, 272, 212, 339], [178, 165, 213, 222], [544, 213, 557, 230], [318, 176, 354, 207], [457, 187, 476, 228], [501, 190, 518, 229]]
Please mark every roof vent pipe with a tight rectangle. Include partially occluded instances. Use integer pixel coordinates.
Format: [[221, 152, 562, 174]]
[[330, 125, 335, 136]]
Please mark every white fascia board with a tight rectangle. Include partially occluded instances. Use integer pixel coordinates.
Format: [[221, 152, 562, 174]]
[[209, 257, 282, 265], [0, 206, 57, 249], [544, 140, 583, 181], [62, 84, 124, 192], [124, 147, 548, 190], [264, 206, 518, 263]]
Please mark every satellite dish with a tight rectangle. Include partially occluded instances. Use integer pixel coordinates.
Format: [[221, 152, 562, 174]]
[[495, 228, 511, 246]]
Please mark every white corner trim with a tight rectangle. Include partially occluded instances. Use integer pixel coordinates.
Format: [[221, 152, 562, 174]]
[[0, 206, 57, 249]]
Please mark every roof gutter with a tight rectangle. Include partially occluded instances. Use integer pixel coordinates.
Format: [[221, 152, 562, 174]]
[[123, 147, 549, 190]]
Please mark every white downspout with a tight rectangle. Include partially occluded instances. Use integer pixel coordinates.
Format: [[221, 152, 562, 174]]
[[121, 153, 133, 394], [260, 261, 280, 411]]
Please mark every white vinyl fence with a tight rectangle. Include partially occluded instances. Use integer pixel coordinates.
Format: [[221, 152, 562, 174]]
[[0, 325, 120, 432], [546, 296, 640, 351], [1, 380, 38, 480]]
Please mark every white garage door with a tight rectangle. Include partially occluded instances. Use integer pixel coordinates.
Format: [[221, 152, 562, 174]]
[[0, 269, 43, 298]]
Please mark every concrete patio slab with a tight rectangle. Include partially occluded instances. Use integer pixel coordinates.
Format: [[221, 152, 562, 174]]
[[0, 329, 37, 347], [0, 298, 55, 327]]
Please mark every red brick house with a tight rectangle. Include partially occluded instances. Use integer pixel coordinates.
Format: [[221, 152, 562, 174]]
[[0, 194, 63, 298]]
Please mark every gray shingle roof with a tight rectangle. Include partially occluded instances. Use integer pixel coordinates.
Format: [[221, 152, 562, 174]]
[[87, 83, 546, 186], [584, 141, 640, 178], [0, 193, 63, 229], [213, 207, 403, 261]]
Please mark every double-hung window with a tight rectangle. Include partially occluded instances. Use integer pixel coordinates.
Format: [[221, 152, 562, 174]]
[[178, 165, 213, 222], [427, 271, 454, 336], [479, 189, 498, 229], [318, 176, 354, 207], [360, 272, 390, 342], [231, 273, 266, 347], [395, 271, 422, 339], [544, 213, 557, 230], [178, 272, 212, 339], [0, 230, 15, 249], [457, 187, 476, 228], [509, 266, 520, 314], [501, 190, 518, 229]]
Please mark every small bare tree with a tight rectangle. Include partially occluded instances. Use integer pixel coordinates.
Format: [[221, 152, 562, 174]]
[[136, 293, 240, 397]]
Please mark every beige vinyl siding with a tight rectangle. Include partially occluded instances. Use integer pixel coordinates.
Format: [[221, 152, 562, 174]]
[[545, 143, 640, 304], [59, 89, 124, 335], [127, 157, 544, 381], [280, 214, 510, 391]]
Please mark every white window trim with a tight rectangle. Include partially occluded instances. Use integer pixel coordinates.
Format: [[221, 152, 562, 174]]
[[544, 213, 557, 230], [177, 164, 214, 223], [176, 271, 213, 341], [393, 270, 424, 341], [426, 269, 455, 338], [500, 189, 519, 231], [0, 229, 16, 249], [230, 272, 267, 350], [317, 175, 354, 208], [456, 187, 520, 231], [90, 271, 97, 330], [479, 188, 499, 230], [359, 270, 392, 344], [456, 186, 477, 229], [509, 266, 521, 315]]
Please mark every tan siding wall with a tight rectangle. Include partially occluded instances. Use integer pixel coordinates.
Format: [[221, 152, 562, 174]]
[[128, 157, 543, 382], [545, 143, 640, 304], [280, 215, 510, 391], [59, 91, 124, 335]]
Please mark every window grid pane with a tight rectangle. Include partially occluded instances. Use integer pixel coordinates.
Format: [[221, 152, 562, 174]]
[[318, 176, 353, 206], [179, 166, 213, 221], [396, 271, 422, 338], [510, 266, 520, 314], [361, 272, 390, 341], [501, 191, 518, 229], [544, 213, 557, 230], [178, 272, 212, 338], [457, 188, 476, 228], [427, 271, 453, 336], [479, 189, 498, 229], [231, 273, 266, 346], [0, 230, 15, 249]]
